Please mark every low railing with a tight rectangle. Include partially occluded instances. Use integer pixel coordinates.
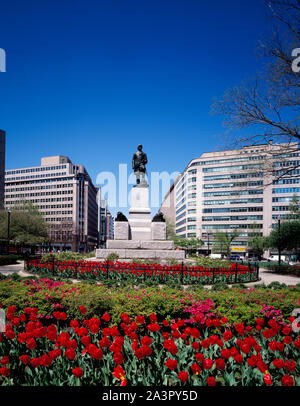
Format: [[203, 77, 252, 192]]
[[25, 257, 260, 285]]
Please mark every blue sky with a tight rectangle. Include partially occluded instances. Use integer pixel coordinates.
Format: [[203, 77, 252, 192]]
[[0, 0, 273, 215]]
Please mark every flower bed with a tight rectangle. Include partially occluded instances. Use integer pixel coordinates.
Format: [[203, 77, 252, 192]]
[[0, 304, 299, 386], [26, 259, 259, 285]]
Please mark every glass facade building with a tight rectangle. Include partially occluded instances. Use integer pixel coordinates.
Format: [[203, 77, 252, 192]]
[[160, 142, 300, 256]]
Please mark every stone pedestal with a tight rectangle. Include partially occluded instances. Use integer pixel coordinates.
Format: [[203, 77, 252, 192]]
[[96, 183, 185, 262], [114, 222, 129, 240], [128, 186, 152, 240], [151, 222, 167, 240]]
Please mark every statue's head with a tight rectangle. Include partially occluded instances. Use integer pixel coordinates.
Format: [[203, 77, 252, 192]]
[[137, 144, 143, 151]]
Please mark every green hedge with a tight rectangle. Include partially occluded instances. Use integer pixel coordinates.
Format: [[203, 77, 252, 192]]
[[41, 251, 96, 262], [263, 263, 300, 277], [0, 254, 22, 266]]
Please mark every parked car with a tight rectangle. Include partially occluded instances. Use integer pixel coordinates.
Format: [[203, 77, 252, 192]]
[[230, 255, 241, 261]]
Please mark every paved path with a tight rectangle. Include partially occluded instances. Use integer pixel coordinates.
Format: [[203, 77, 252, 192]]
[[0, 263, 299, 287], [0, 262, 24, 275], [252, 268, 300, 286]]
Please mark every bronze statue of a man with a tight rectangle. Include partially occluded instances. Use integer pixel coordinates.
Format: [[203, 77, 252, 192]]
[[132, 144, 148, 185]]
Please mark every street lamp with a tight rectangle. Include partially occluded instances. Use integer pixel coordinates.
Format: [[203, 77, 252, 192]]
[[278, 215, 282, 265], [7, 207, 11, 254]]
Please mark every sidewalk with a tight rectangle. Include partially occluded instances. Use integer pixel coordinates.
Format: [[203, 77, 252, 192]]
[[250, 267, 300, 286], [0, 261, 24, 275]]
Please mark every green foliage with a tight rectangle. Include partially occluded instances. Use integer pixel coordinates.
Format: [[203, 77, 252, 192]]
[[173, 236, 203, 252], [108, 286, 187, 323], [193, 256, 231, 268], [268, 281, 287, 290], [0, 254, 22, 266], [263, 263, 300, 276], [165, 217, 177, 240], [185, 284, 204, 293], [212, 230, 239, 257], [0, 202, 49, 246], [130, 258, 159, 265], [211, 282, 229, 291], [266, 220, 300, 251], [139, 279, 160, 288], [41, 251, 86, 262], [253, 283, 268, 289], [247, 236, 268, 259], [165, 257, 180, 266], [106, 252, 119, 262], [62, 284, 113, 321], [0, 280, 32, 311], [235, 283, 247, 289], [287, 194, 300, 220], [83, 251, 96, 258], [0, 274, 299, 328], [0, 272, 22, 282], [165, 278, 183, 290]]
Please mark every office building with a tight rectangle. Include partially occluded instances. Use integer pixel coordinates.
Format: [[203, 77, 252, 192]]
[[106, 210, 114, 240], [4, 155, 99, 252], [160, 142, 300, 257], [96, 189, 113, 247]]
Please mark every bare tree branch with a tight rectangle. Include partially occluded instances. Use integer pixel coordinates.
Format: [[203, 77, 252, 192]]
[[212, 0, 300, 182]]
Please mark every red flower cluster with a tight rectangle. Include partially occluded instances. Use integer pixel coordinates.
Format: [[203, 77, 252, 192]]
[[0, 305, 298, 387], [27, 258, 257, 286]]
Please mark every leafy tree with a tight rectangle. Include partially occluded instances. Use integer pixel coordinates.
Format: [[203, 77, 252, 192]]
[[248, 236, 268, 259], [213, 230, 240, 259], [173, 236, 203, 255], [266, 220, 300, 258], [0, 202, 49, 248], [185, 237, 203, 253]]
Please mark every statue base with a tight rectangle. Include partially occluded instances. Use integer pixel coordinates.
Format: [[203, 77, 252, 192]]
[[95, 185, 186, 262], [128, 185, 152, 240]]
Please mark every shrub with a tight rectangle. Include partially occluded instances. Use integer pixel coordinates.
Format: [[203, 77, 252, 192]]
[[253, 283, 268, 289], [235, 283, 247, 289], [263, 263, 300, 277], [165, 279, 182, 290], [165, 258, 180, 266], [139, 279, 160, 288], [106, 252, 119, 262], [268, 281, 287, 290], [193, 256, 231, 268], [185, 284, 204, 293], [41, 252, 85, 262], [211, 282, 229, 291], [61, 284, 113, 321], [83, 251, 96, 258], [0, 255, 22, 266], [130, 258, 160, 265]]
